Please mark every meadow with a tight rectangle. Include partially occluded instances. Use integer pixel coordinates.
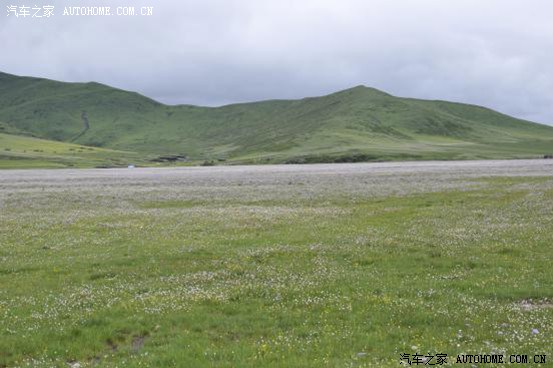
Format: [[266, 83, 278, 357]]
[[0, 133, 141, 169], [0, 160, 552, 367]]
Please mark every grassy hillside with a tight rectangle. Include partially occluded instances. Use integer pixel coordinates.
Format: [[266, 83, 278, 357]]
[[0, 132, 141, 168], [1, 71, 552, 167]]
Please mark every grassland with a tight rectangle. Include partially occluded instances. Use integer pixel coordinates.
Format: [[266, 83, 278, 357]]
[[0, 133, 141, 169], [1, 160, 552, 367], [1, 71, 553, 168]]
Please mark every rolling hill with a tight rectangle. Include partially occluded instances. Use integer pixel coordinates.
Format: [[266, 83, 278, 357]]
[[0, 132, 140, 169], [1, 71, 552, 168]]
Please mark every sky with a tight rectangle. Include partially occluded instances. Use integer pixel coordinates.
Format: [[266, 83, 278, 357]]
[[1, 0, 552, 124]]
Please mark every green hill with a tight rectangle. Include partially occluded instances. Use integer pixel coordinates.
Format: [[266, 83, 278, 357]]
[[0, 132, 140, 169], [1, 71, 552, 167]]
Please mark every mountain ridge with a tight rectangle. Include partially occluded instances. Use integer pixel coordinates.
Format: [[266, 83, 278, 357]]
[[0, 71, 552, 168]]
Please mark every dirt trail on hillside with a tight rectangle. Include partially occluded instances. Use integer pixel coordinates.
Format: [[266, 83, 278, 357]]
[[71, 111, 89, 142]]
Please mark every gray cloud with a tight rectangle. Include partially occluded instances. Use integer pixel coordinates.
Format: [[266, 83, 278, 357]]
[[1, 0, 552, 124]]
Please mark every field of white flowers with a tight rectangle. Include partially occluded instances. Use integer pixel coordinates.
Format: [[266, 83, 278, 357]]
[[1, 160, 552, 367]]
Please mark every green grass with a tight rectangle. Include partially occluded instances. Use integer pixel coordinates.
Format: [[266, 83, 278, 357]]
[[0, 133, 142, 168], [0, 162, 552, 367], [1, 72, 553, 169]]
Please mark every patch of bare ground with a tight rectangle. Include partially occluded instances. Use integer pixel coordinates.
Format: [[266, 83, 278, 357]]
[[517, 299, 553, 311], [131, 334, 148, 353]]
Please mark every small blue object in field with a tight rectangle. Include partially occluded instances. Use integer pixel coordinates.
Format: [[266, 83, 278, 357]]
[[128, 165, 135, 169]]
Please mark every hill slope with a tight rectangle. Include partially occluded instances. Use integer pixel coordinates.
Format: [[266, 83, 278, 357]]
[[0, 131, 140, 168], [1, 71, 552, 166]]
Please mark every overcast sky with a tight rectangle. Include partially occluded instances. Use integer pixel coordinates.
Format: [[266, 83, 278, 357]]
[[1, 0, 552, 124]]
